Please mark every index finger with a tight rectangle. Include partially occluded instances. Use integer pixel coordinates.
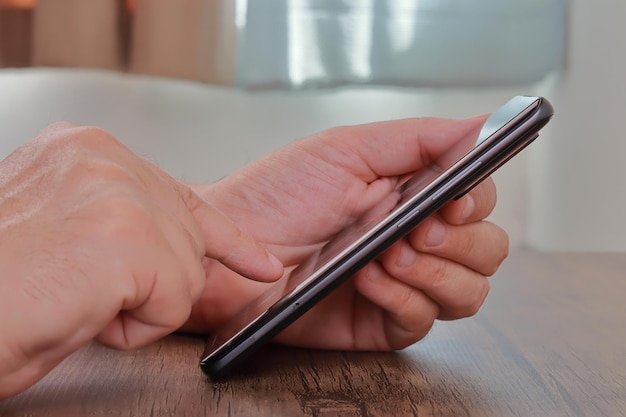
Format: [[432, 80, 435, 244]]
[[175, 182, 284, 283]]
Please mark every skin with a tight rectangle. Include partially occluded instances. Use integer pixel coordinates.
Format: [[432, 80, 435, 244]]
[[0, 123, 283, 398], [0, 116, 508, 399], [184, 116, 508, 350]]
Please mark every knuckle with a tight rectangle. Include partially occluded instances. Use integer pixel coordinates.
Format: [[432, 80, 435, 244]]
[[448, 277, 490, 319], [386, 249, 452, 291], [387, 304, 439, 350], [458, 228, 478, 259], [54, 124, 112, 146], [484, 224, 510, 276], [90, 193, 154, 243], [71, 157, 138, 186], [176, 183, 202, 212], [420, 256, 451, 290], [406, 314, 437, 345], [72, 125, 115, 141], [186, 265, 207, 301], [393, 287, 418, 319], [466, 278, 490, 317], [498, 229, 511, 264], [75, 126, 124, 152]]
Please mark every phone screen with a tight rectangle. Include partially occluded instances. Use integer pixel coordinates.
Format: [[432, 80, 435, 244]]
[[201, 96, 553, 377]]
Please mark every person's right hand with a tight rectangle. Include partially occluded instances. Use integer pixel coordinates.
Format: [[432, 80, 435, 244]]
[[184, 116, 508, 352], [0, 122, 283, 399]]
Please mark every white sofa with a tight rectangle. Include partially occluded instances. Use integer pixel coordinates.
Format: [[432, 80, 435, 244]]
[[0, 68, 543, 248]]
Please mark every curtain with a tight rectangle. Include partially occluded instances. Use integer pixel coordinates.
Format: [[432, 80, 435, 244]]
[[238, 0, 568, 89], [0, 0, 237, 84], [0, 0, 568, 90]]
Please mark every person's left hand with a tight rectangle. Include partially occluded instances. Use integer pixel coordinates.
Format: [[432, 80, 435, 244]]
[[184, 116, 509, 351]]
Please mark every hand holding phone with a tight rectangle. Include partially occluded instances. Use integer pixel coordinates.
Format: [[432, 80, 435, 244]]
[[199, 96, 554, 378]]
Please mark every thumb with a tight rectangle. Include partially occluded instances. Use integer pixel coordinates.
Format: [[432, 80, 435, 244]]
[[338, 115, 488, 179]]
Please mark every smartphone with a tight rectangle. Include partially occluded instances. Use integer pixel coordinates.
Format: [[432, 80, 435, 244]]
[[200, 96, 554, 378]]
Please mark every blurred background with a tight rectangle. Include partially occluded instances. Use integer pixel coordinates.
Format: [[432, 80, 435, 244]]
[[0, 0, 624, 251]]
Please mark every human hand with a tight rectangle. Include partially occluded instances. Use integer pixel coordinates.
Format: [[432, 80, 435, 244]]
[[185, 116, 508, 351], [0, 123, 283, 398]]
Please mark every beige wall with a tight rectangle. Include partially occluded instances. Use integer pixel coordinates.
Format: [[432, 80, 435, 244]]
[[528, 0, 626, 251]]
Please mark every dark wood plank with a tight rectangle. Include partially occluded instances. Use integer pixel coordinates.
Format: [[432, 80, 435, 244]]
[[0, 8, 33, 68], [1, 251, 624, 416]]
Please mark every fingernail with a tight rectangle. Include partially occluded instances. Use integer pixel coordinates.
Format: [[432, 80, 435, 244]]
[[397, 244, 417, 268], [363, 262, 380, 281], [425, 218, 447, 248], [462, 194, 475, 221]]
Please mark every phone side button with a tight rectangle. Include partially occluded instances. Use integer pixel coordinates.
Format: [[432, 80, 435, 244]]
[[396, 210, 419, 230], [430, 160, 483, 202]]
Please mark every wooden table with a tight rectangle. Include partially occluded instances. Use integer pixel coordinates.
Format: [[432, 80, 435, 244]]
[[1, 251, 624, 416]]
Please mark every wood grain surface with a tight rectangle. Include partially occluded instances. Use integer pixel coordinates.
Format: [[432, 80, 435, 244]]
[[1, 251, 625, 417]]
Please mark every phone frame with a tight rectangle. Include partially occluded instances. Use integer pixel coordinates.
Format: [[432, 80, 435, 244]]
[[200, 96, 554, 378]]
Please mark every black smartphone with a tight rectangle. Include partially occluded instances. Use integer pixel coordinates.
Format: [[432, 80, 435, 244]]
[[200, 96, 554, 378]]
